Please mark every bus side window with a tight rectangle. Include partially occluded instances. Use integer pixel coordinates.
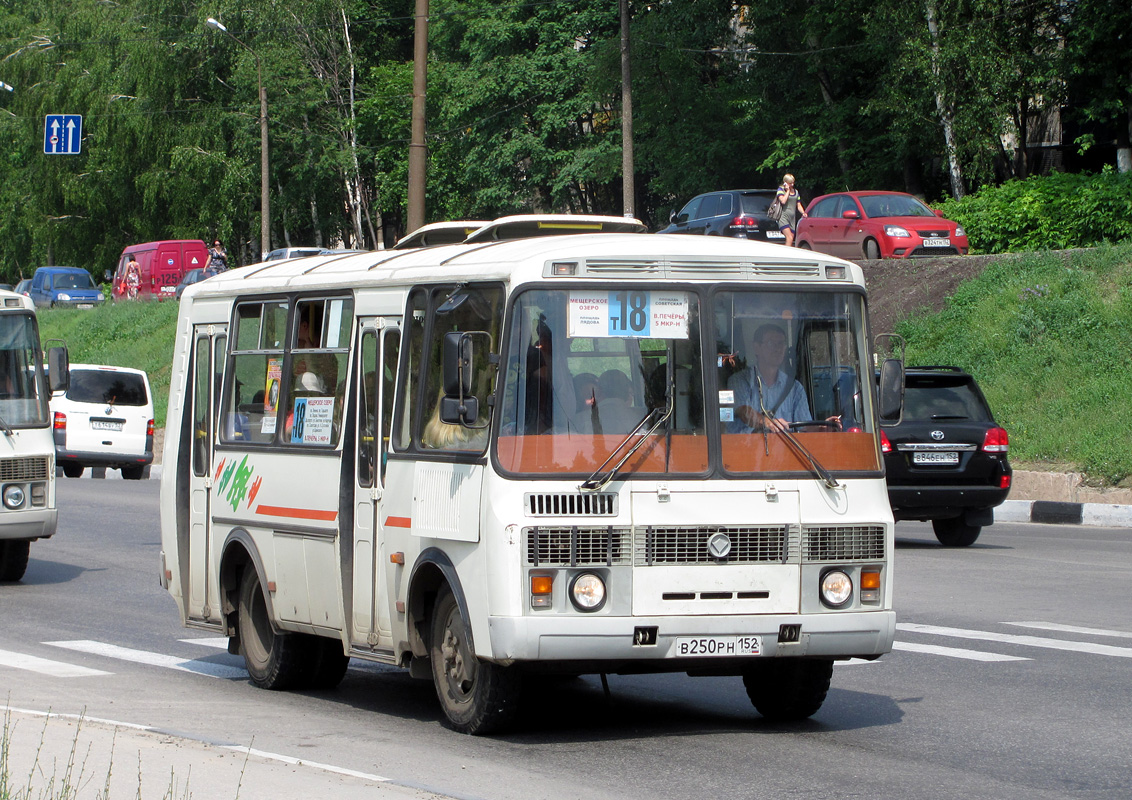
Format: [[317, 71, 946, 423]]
[[380, 327, 399, 479], [358, 330, 377, 487], [222, 301, 288, 445], [192, 337, 210, 476], [393, 290, 426, 451]]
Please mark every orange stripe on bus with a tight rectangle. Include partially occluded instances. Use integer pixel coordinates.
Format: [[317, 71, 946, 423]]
[[255, 505, 339, 522], [385, 516, 412, 528]]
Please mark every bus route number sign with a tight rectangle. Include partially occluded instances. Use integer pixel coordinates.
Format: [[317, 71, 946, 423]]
[[568, 290, 689, 339]]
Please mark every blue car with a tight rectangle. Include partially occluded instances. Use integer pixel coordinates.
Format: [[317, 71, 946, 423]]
[[29, 266, 105, 308]]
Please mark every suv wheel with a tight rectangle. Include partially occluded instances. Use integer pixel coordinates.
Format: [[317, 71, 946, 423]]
[[932, 517, 981, 547], [62, 463, 84, 479]]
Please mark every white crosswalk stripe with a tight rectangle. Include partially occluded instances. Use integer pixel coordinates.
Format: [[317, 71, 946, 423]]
[[892, 641, 1029, 662], [0, 648, 112, 677], [897, 623, 1132, 658], [45, 640, 247, 679], [1006, 621, 1132, 640]]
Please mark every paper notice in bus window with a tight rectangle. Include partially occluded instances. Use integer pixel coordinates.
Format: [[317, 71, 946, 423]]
[[265, 358, 282, 413], [568, 291, 688, 339], [291, 396, 334, 445]]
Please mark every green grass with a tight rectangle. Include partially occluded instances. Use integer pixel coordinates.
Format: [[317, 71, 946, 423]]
[[895, 242, 1132, 485], [36, 299, 181, 427], [33, 244, 1132, 484]]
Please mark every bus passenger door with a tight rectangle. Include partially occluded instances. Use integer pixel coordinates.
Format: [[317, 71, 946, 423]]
[[351, 321, 400, 649], [187, 325, 227, 623]]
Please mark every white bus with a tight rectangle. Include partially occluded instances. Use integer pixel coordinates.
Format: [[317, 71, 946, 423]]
[[159, 234, 902, 733], [0, 289, 68, 582]]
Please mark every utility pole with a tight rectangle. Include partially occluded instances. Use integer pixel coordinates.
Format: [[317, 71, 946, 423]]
[[407, 0, 429, 232], [620, 0, 635, 218]]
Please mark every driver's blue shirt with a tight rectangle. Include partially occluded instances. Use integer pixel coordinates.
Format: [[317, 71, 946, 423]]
[[727, 367, 810, 433]]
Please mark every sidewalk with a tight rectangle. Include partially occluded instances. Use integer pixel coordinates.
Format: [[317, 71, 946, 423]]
[[2, 707, 450, 800]]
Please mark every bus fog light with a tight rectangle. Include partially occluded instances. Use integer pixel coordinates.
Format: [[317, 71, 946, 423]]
[[820, 570, 853, 608], [3, 485, 26, 509], [569, 573, 606, 612]]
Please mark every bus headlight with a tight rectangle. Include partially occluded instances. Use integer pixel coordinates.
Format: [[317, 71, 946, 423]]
[[820, 570, 853, 608], [569, 573, 606, 612], [3, 484, 26, 509]]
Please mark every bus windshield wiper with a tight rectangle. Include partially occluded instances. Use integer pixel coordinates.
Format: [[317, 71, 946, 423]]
[[766, 423, 839, 489], [580, 401, 673, 492], [0, 413, 12, 437]]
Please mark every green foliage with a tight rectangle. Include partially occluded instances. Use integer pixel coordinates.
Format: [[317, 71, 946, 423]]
[[895, 243, 1132, 483], [938, 171, 1132, 253], [36, 299, 181, 425]]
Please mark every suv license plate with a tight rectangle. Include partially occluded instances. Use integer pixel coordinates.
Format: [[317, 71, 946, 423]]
[[90, 420, 123, 431], [913, 451, 958, 464], [674, 635, 761, 657], [923, 238, 951, 247]]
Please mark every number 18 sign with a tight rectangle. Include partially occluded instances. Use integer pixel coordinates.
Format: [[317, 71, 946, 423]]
[[568, 290, 689, 339]]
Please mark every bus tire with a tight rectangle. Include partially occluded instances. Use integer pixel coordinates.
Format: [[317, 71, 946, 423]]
[[742, 658, 833, 721], [238, 567, 309, 690], [430, 587, 520, 735], [307, 637, 350, 690], [0, 540, 31, 582]]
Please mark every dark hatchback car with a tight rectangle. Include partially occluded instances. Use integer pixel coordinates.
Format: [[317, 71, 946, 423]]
[[882, 366, 1011, 547], [658, 189, 785, 243]]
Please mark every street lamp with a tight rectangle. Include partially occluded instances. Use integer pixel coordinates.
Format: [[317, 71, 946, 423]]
[[206, 17, 270, 258]]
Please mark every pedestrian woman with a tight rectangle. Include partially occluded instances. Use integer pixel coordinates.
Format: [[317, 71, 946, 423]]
[[775, 174, 808, 247]]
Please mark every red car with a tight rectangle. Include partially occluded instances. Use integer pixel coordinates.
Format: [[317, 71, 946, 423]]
[[796, 190, 968, 259]]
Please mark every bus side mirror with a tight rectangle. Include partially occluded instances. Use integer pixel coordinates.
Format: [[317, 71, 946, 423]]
[[877, 358, 904, 425], [440, 332, 478, 424], [48, 346, 69, 393]]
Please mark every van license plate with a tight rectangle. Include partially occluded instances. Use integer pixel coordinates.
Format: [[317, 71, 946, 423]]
[[90, 420, 123, 431], [913, 451, 958, 464], [674, 635, 761, 657], [923, 238, 951, 247]]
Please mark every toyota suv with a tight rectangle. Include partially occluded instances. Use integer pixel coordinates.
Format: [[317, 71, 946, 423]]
[[881, 366, 1011, 546], [51, 364, 154, 479]]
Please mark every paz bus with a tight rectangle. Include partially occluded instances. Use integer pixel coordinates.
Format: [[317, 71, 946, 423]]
[[0, 289, 68, 582], [158, 233, 902, 733]]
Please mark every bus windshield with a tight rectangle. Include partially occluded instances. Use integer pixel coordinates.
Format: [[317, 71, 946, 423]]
[[0, 312, 49, 426], [495, 286, 879, 478]]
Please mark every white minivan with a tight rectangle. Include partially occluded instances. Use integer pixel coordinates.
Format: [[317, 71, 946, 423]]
[[51, 364, 154, 479]]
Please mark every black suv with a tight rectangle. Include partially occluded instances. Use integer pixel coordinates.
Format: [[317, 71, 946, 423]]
[[882, 366, 1012, 547], [658, 189, 785, 243]]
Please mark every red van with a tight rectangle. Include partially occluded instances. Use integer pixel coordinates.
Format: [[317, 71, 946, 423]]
[[110, 240, 209, 301]]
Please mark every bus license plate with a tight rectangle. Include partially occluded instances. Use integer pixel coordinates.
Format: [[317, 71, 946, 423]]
[[923, 238, 951, 247], [913, 451, 958, 464], [674, 635, 761, 657], [90, 420, 123, 431]]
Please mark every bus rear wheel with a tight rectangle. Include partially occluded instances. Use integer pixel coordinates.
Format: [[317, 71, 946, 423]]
[[430, 587, 520, 735], [238, 567, 312, 690], [0, 540, 31, 582], [742, 658, 833, 721]]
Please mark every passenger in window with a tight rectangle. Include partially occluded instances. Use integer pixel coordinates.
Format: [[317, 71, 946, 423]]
[[573, 372, 598, 412], [728, 324, 814, 433], [594, 369, 643, 435]]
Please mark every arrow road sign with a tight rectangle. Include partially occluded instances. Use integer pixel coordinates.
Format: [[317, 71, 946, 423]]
[[44, 114, 83, 154]]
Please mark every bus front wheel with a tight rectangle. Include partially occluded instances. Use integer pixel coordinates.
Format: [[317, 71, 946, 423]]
[[238, 567, 310, 690], [430, 587, 520, 734], [0, 540, 31, 582], [742, 658, 833, 721]]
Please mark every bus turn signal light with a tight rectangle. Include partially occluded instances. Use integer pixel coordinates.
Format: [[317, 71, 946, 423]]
[[531, 575, 553, 608], [860, 569, 881, 602]]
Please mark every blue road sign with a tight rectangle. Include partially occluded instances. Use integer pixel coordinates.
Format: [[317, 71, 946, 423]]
[[44, 114, 82, 154]]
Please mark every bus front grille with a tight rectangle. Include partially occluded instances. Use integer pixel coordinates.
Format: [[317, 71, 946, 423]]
[[524, 492, 618, 517], [525, 526, 632, 566], [0, 455, 50, 481], [635, 526, 793, 565], [801, 525, 886, 562]]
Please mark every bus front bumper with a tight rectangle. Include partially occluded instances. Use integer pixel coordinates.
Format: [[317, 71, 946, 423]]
[[487, 610, 896, 665], [0, 507, 58, 541]]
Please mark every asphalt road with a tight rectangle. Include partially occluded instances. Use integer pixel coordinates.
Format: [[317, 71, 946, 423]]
[[2, 480, 1130, 800]]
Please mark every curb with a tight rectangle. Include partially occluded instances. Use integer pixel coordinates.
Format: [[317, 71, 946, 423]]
[[995, 499, 1132, 528]]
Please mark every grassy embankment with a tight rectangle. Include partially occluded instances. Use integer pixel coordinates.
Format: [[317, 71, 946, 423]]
[[34, 242, 1132, 485]]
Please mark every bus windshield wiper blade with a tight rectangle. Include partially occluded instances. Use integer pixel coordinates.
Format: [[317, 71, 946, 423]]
[[580, 402, 673, 492], [0, 412, 13, 437], [767, 424, 839, 489]]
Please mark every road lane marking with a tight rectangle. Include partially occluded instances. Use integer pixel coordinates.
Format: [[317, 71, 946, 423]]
[[44, 640, 247, 679], [1006, 622, 1132, 640], [0, 649, 112, 677], [180, 637, 228, 649], [7, 707, 393, 785], [897, 623, 1132, 658], [892, 641, 1029, 662]]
